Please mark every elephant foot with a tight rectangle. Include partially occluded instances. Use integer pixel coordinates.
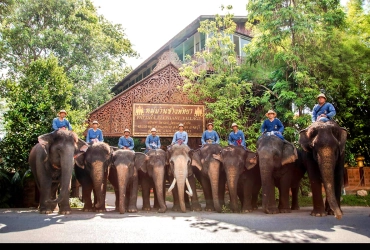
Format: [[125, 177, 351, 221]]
[[326, 209, 335, 216], [279, 208, 292, 213], [157, 207, 167, 213], [171, 205, 182, 212], [241, 209, 254, 213], [203, 205, 215, 212], [82, 208, 94, 212], [94, 208, 106, 213], [127, 206, 138, 213], [310, 209, 327, 217], [141, 206, 152, 212], [59, 210, 72, 215], [291, 205, 300, 210], [39, 209, 53, 214], [264, 207, 280, 214], [190, 203, 202, 212]]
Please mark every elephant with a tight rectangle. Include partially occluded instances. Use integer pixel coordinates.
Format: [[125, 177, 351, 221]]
[[212, 145, 261, 213], [166, 144, 202, 213], [108, 149, 147, 214], [138, 148, 167, 213], [256, 134, 300, 214], [299, 120, 347, 220], [190, 143, 226, 213], [28, 130, 89, 214], [74, 142, 113, 212]]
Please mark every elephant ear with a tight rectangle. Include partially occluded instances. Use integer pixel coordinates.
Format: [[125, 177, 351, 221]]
[[74, 152, 86, 169], [134, 152, 147, 171], [281, 142, 298, 166], [165, 148, 172, 165], [212, 152, 223, 163], [190, 149, 202, 171], [338, 127, 347, 156], [299, 128, 311, 152], [77, 138, 89, 152], [38, 132, 55, 148], [245, 149, 258, 170]]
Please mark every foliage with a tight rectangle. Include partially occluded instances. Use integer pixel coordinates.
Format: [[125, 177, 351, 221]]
[[179, 6, 255, 143], [0, 0, 139, 207], [69, 197, 84, 208], [0, 56, 72, 171], [0, 0, 137, 111], [0, 56, 72, 205]]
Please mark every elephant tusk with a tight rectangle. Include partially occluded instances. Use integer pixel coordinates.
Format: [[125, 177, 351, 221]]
[[168, 178, 177, 192], [185, 178, 193, 197]]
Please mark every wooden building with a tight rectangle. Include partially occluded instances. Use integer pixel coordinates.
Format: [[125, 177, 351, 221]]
[[87, 15, 251, 149]]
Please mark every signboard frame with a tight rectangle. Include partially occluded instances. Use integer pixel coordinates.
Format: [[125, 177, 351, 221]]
[[132, 103, 205, 137]]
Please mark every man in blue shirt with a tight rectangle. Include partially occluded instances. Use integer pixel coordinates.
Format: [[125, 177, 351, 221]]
[[201, 122, 220, 146], [171, 123, 188, 145], [118, 129, 135, 150], [261, 110, 285, 141], [312, 93, 336, 123], [145, 128, 161, 153], [52, 110, 72, 131], [86, 120, 104, 144], [228, 123, 247, 149]]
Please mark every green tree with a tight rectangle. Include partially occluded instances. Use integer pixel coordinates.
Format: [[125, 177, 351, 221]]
[[0, 0, 137, 114], [0, 56, 72, 207], [180, 6, 255, 145], [243, 0, 346, 141]]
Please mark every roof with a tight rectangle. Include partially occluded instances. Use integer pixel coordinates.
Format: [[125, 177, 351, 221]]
[[111, 15, 248, 94]]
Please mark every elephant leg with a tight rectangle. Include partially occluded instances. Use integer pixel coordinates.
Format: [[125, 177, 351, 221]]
[[218, 172, 226, 209], [170, 186, 182, 211], [240, 179, 254, 213], [153, 186, 159, 209], [140, 174, 152, 211], [277, 175, 292, 213], [184, 192, 191, 209], [126, 178, 138, 213], [82, 184, 94, 212], [152, 179, 166, 211], [290, 187, 300, 210], [261, 176, 279, 214], [277, 185, 291, 213], [187, 175, 202, 211], [38, 179, 53, 214], [237, 179, 244, 208], [167, 175, 182, 212], [252, 170, 262, 210], [93, 173, 107, 213], [307, 166, 326, 217], [241, 182, 252, 213], [198, 176, 215, 212], [50, 183, 60, 212]]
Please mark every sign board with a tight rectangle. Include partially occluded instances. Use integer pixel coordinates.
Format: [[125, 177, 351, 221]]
[[133, 103, 205, 137]]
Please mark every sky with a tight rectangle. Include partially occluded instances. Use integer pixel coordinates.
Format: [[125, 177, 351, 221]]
[[91, 0, 350, 69], [91, 0, 249, 69]]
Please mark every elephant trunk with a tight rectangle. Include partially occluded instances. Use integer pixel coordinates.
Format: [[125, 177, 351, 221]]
[[117, 164, 129, 214], [46, 155, 74, 205], [174, 164, 188, 213], [91, 161, 105, 209], [259, 158, 275, 212], [209, 162, 222, 213], [226, 168, 239, 213], [153, 166, 166, 212], [319, 152, 342, 219]]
